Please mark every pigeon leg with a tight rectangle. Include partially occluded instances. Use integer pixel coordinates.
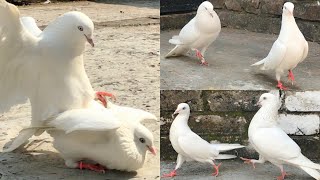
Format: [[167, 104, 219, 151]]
[[194, 49, 208, 66], [287, 70, 295, 85], [240, 157, 256, 169], [78, 161, 107, 173], [161, 170, 177, 178], [276, 81, 287, 90], [276, 166, 288, 180], [212, 162, 222, 177], [95, 91, 116, 107]]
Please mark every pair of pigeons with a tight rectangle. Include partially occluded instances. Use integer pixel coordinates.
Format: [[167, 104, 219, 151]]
[[162, 93, 320, 180], [166, 1, 309, 90], [0, 0, 156, 172]]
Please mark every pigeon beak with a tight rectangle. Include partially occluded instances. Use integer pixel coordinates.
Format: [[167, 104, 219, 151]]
[[256, 101, 262, 107], [84, 34, 94, 47], [172, 110, 179, 118], [148, 146, 157, 155]]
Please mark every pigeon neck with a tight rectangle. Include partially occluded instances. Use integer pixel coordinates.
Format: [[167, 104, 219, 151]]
[[174, 113, 190, 126], [250, 103, 279, 129]]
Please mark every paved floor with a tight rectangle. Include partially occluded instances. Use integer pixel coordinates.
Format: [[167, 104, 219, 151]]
[[161, 160, 319, 180], [160, 29, 320, 90]]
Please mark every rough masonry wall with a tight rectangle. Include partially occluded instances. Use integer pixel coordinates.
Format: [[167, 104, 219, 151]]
[[160, 90, 320, 160], [161, 0, 320, 43]]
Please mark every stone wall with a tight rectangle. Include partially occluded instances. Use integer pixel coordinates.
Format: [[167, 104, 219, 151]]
[[160, 90, 320, 160], [160, 0, 320, 43]]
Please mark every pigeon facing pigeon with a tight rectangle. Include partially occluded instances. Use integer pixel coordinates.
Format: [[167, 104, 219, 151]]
[[47, 100, 157, 172], [251, 2, 308, 90], [165, 1, 221, 66], [241, 93, 320, 180], [162, 103, 244, 178], [0, 0, 113, 152]]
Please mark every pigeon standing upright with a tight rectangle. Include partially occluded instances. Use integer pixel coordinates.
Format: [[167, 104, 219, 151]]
[[241, 93, 320, 180], [162, 103, 244, 178], [0, 0, 113, 152], [165, 1, 221, 65], [251, 2, 308, 90]]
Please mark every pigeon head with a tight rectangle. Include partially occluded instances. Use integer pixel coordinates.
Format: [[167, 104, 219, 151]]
[[134, 124, 156, 156], [54, 11, 95, 47], [257, 93, 279, 107], [173, 103, 190, 115], [198, 1, 215, 17], [283, 2, 294, 16]]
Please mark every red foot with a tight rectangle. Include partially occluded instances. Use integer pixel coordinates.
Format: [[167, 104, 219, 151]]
[[195, 49, 203, 59], [240, 157, 256, 169], [276, 81, 287, 90], [277, 171, 289, 180], [199, 60, 209, 66], [287, 70, 295, 85], [162, 170, 177, 178], [78, 161, 107, 173], [95, 91, 116, 107], [212, 163, 222, 177]]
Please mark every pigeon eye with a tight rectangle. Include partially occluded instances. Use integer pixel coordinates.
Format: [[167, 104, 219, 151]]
[[205, 7, 207, 10], [182, 107, 186, 110], [263, 97, 267, 100], [139, 138, 145, 143], [78, 26, 83, 31]]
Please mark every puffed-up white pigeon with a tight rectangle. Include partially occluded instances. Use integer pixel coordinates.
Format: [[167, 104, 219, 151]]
[[46, 100, 157, 172], [251, 2, 308, 90], [165, 1, 221, 66], [241, 93, 320, 180], [0, 0, 114, 152], [162, 103, 244, 178]]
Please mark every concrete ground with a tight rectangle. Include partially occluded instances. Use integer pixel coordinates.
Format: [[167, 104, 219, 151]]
[[161, 160, 320, 180], [160, 29, 320, 90], [0, 1, 160, 179]]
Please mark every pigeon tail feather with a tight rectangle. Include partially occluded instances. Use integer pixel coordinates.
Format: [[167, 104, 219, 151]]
[[215, 154, 237, 159], [211, 143, 245, 152], [2, 128, 37, 152], [300, 166, 320, 180], [165, 45, 189, 58]]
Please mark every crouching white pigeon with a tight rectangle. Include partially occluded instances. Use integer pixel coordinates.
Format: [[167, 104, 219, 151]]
[[251, 2, 308, 90], [0, 0, 114, 152], [165, 1, 221, 66], [162, 103, 244, 178], [46, 100, 157, 172], [241, 93, 320, 180]]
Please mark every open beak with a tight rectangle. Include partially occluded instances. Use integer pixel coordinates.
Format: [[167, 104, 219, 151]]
[[148, 146, 157, 155], [84, 34, 94, 47], [172, 110, 179, 118]]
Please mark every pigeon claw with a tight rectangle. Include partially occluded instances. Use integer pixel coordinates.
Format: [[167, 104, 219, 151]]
[[161, 170, 177, 178], [277, 171, 289, 180], [95, 91, 116, 107], [276, 81, 287, 90], [78, 161, 107, 173], [240, 157, 256, 169], [287, 70, 295, 85], [199, 59, 209, 66], [212, 163, 222, 177]]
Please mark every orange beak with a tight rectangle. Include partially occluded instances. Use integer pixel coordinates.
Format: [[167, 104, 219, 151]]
[[84, 34, 94, 47]]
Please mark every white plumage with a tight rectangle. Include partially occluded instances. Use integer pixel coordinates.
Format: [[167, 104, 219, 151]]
[[165, 1, 221, 65], [162, 103, 244, 177], [0, 0, 96, 151], [251, 2, 308, 90], [47, 100, 157, 172], [242, 93, 320, 180]]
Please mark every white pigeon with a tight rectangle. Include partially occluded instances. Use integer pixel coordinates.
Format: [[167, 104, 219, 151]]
[[165, 1, 221, 65], [45, 100, 157, 172], [251, 2, 308, 90], [162, 103, 244, 177], [241, 93, 320, 180], [0, 0, 115, 152]]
